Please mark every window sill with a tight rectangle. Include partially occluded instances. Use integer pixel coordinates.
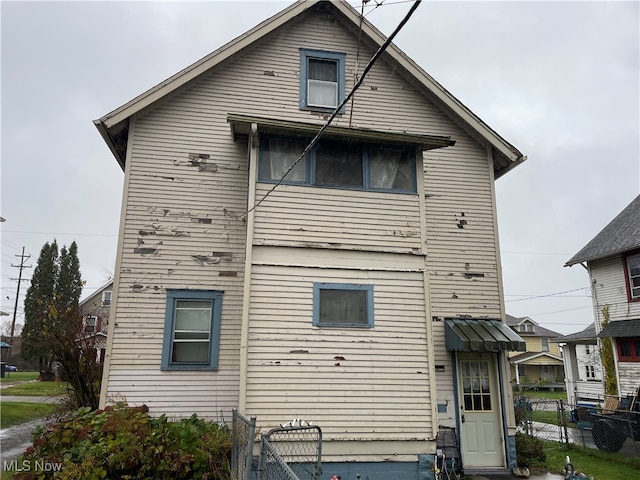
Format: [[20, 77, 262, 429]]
[[161, 365, 219, 371]]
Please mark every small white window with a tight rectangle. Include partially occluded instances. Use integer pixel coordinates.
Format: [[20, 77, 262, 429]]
[[102, 290, 112, 306], [625, 253, 640, 300], [84, 315, 98, 333], [308, 59, 338, 108]]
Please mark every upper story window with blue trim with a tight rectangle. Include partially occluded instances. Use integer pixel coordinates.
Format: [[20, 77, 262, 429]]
[[161, 290, 223, 371], [259, 134, 417, 193], [313, 283, 374, 328], [300, 49, 346, 112]]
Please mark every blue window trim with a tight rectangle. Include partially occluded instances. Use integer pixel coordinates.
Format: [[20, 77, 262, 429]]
[[258, 134, 417, 194], [300, 48, 346, 113], [161, 289, 223, 371], [313, 283, 374, 328]]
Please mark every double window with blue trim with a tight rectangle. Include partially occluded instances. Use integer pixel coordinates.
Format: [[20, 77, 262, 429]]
[[313, 283, 374, 328], [259, 134, 417, 193], [300, 49, 346, 111], [162, 290, 223, 370]]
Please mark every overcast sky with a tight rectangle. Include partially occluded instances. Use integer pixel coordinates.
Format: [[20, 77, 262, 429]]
[[1, 0, 638, 336]]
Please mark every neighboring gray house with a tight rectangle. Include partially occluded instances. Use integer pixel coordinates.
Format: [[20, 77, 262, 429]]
[[566, 194, 640, 397], [80, 280, 113, 364], [556, 323, 603, 404], [94, 1, 527, 476]]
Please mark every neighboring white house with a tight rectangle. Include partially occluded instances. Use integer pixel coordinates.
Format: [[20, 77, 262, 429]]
[[556, 323, 603, 405], [94, 1, 527, 477], [565, 194, 640, 397]]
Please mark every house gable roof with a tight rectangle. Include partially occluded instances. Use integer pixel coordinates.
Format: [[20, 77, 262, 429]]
[[94, 0, 525, 178], [506, 314, 561, 338], [80, 280, 113, 308], [566, 194, 640, 266], [509, 351, 563, 364], [555, 322, 597, 343]]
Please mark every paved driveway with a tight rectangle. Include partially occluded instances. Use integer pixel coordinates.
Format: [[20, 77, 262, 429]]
[[0, 418, 47, 463]]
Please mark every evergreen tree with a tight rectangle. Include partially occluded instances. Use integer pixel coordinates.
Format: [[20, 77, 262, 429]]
[[56, 242, 83, 321], [21, 240, 102, 408], [22, 241, 59, 369]]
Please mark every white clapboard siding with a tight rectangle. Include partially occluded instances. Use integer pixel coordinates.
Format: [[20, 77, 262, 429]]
[[244, 264, 432, 440], [253, 185, 422, 252], [588, 257, 640, 397], [423, 135, 501, 407], [590, 257, 640, 322], [107, 6, 502, 429], [105, 369, 239, 421]]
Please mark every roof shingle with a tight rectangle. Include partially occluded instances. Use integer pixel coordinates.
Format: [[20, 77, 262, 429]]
[[566, 194, 640, 266]]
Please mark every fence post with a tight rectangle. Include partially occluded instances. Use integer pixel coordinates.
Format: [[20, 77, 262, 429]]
[[257, 432, 267, 480], [245, 416, 257, 480], [559, 399, 569, 445]]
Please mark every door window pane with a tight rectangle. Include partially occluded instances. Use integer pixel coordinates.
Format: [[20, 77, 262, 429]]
[[461, 360, 492, 412]]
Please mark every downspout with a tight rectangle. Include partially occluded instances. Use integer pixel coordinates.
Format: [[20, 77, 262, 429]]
[[239, 123, 258, 413], [489, 145, 515, 468]]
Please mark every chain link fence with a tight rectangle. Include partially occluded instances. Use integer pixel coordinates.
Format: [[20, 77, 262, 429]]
[[231, 412, 322, 480], [259, 423, 322, 480], [514, 395, 640, 456], [231, 409, 257, 480]]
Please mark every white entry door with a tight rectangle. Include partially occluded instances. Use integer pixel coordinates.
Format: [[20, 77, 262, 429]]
[[457, 352, 505, 468]]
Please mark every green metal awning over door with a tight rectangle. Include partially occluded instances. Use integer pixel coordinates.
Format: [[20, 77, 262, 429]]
[[445, 318, 526, 352]]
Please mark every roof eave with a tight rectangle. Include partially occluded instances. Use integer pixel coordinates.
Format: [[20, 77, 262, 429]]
[[331, 1, 526, 171], [94, 119, 126, 170], [99, 0, 318, 131], [565, 245, 640, 267], [95, 0, 526, 174]]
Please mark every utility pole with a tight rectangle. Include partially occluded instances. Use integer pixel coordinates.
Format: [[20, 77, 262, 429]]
[[7, 247, 31, 365]]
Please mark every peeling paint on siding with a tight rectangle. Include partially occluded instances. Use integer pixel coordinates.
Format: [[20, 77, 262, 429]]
[[391, 230, 419, 238], [133, 247, 158, 255], [173, 153, 219, 172], [218, 271, 238, 277], [462, 273, 485, 279], [138, 224, 190, 237]]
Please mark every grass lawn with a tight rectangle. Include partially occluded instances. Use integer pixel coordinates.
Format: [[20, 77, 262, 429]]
[[530, 409, 572, 426], [0, 371, 39, 383], [515, 389, 568, 401], [0, 401, 57, 428], [532, 440, 640, 480], [1, 380, 68, 397]]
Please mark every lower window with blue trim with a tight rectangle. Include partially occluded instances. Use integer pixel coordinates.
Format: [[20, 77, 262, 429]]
[[313, 283, 374, 328], [161, 290, 223, 370]]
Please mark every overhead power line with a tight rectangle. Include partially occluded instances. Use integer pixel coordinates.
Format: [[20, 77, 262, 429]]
[[505, 287, 590, 303], [248, 0, 422, 213]]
